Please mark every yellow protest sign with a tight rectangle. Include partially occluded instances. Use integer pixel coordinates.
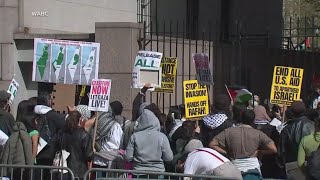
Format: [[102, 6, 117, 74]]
[[184, 80, 209, 119], [80, 85, 86, 97], [270, 66, 304, 106], [155, 57, 178, 93]]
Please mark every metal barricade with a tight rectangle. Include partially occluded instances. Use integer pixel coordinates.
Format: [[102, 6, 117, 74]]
[[84, 168, 237, 180], [0, 164, 75, 180]]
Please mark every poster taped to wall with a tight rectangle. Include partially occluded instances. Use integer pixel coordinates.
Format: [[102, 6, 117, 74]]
[[132, 50, 162, 88], [32, 38, 100, 85], [88, 79, 112, 112], [270, 66, 304, 106], [155, 57, 178, 93]]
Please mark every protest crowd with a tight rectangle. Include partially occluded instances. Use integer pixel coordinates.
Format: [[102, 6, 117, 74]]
[[1, 81, 320, 180]]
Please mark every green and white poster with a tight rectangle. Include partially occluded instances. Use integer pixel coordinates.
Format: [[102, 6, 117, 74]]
[[33, 38, 100, 85], [7, 78, 19, 105], [132, 50, 162, 88]]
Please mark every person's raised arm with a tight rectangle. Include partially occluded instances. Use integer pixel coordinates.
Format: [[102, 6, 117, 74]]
[[132, 84, 151, 121]]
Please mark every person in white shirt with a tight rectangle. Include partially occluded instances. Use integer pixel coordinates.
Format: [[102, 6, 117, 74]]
[[91, 106, 123, 178], [176, 147, 242, 180]]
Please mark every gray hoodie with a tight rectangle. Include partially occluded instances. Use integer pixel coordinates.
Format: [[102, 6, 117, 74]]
[[125, 109, 173, 172]]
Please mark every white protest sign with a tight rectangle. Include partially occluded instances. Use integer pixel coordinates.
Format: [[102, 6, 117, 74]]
[[137, 67, 162, 88], [88, 79, 111, 112], [132, 50, 162, 88], [7, 78, 19, 105]]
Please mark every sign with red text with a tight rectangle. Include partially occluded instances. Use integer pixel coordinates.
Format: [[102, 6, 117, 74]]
[[193, 53, 213, 85], [88, 79, 112, 112]]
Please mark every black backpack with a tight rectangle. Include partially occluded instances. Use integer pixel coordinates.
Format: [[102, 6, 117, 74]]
[[38, 114, 52, 143], [306, 144, 320, 179]]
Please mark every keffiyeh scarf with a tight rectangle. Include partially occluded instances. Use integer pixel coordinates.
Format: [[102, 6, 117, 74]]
[[203, 113, 228, 129]]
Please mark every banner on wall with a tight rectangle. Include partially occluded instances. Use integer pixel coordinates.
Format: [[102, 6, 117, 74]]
[[270, 66, 304, 106], [155, 57, 178, 93], [183, 80, 209, 119], [88, 79, 111, 112], [32, 38, 100, 85]]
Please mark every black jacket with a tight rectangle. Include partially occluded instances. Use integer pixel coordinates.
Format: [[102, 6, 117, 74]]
[[254, 123, 286, 179], [0, 109, 16, 136], [39, 110, 66, 143], [279, 116, 314, 163], [54, 128, 93, 178], [201, 118, 234, 147]]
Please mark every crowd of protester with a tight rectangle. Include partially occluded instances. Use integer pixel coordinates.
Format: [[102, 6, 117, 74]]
[[1, 85, 320, 180]]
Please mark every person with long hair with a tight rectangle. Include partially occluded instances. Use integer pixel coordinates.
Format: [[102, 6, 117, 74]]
[[51, 110, 93, 179], [16, 100, 33, 123], [22, 113, 40, 159]]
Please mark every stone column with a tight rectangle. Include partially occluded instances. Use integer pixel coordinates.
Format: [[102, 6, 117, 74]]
[[95, 22, 143, 120]]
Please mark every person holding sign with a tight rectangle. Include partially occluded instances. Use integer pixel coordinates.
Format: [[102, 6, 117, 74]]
[[91, 106, 123, 177]]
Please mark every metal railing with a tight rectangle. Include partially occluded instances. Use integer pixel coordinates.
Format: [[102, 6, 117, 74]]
[[83, 168, 236, 180], [0, 164, 75, 180]]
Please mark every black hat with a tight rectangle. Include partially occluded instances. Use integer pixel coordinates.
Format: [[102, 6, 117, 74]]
[[110, 101, 123, 116], [0, 91, 10, 102], [214, 94, 231, 111]]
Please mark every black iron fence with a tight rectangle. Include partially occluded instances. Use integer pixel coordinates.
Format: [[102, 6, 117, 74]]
[[138, 19, 320, 112]]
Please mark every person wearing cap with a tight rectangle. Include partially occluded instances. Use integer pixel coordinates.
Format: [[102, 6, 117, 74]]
[[0, 90, 16, 136], [279, 101, 314, 179], [175, 140, 242, 180]]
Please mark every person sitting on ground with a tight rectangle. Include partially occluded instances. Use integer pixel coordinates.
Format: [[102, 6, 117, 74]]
[[210, 109, 277, 180], [125, 109, 173, 175], [175, 145, 242, 180], [202, 94, 234, 147]]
